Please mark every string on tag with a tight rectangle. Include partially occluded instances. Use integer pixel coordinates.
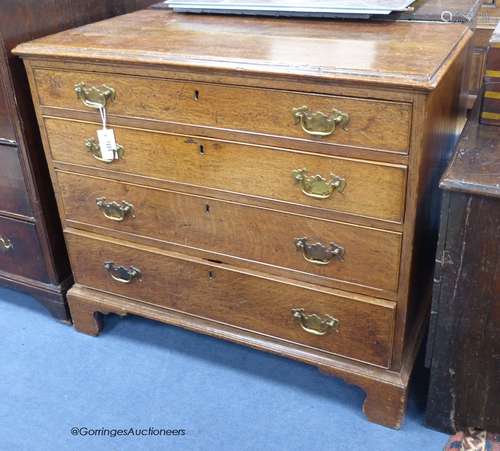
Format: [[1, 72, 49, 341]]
[[99, 106, 108, 130], [96, 105, 118, 160]]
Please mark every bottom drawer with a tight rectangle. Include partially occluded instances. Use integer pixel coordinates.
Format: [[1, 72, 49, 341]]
[[67, 231, 395, 368], [0, 215, 48, 282]]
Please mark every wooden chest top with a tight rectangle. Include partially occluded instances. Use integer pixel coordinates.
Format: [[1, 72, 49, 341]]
[[14, 9, 470, 90]]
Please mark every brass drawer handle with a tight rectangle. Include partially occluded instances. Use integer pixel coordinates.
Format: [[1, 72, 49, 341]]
[[104, 261, 141, 284], [0, 236, 14, 253], [295, 237, 344, 265], [96, 198, 134, 222], [85, 138, 124, 163], [293, 169, 346, 199], [293, 106, 349, 138], [75, 82, 116, 110], [292, 308, 339, 336]]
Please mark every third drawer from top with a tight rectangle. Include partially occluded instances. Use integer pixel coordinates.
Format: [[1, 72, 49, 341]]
[[57, 171, 402, 299]]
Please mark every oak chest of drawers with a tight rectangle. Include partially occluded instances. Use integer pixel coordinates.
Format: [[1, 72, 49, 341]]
[[15, 10, 471, 428]]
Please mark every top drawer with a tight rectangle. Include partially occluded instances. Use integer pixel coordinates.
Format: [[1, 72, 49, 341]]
[[33, 69, 412, 154]]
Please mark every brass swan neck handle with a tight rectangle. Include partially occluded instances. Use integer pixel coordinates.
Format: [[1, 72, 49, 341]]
[[293, 106, 349, 138], [295, 237, 344, 265], [292, 308, 339, 336], [104, 262, 141, 284], [0, 236, 14, 253], [75, 82, 116, 110], [293, 169, 346, 199]]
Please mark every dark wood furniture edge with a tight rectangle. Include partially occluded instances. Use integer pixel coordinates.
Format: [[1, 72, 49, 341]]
[[439, 155, 500, 198], [0, 270, 72, 322], [1, 32, 72, 294], [425, 188, 500, 433], [424, 189, 450, 370], [0, 209, 35, 222], [439, 178, 500, 198], [68, 283, 415, 429], [425, 98, 500, 433], [424, 190, 455, 434], [439, 102, 500, 197]]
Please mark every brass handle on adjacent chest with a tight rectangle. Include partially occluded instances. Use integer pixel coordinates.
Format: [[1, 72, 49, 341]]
[[292, 308, 339, 336], [84, 138, 124, 163], [75, 82, 116, 109], [96, 198, 134, 222], [295, 237, 344, 265], [293, 169, 346, 199], [0, 236, 14, 253], [292, 106, 349, 138], [104, 261, 141, 284]]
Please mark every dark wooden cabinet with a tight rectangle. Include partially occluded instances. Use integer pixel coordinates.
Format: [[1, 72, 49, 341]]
[[0, 75, 16, 142], [426, 108, 500, 434], [0, 144, 32, 217], [0, 0, 159, 321]]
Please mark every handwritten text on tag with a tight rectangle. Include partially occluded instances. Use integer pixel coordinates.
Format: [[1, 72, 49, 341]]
[[97, 128, 117, 161]]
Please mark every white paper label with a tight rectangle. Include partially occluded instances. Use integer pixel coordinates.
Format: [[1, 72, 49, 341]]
[[97, 128, 117, 161]]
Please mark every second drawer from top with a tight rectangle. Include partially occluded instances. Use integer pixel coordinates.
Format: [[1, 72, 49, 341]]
[[45, 118, 407, 224]]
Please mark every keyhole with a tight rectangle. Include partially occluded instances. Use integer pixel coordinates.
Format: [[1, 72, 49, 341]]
[[205, 204, 210, 214], [193, 90, 200, 101], [208, 271, 216, 280], [199, 144, 205, 156]]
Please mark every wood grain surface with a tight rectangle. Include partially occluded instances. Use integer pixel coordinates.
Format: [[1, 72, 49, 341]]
[[66, 230, 396, 368], [426, 107, 500, 433], [14, 9, 470, 90], [441, 113, 500, 198], [57, 171, 403, 296], [427, 190, 500, 433], [45, 118, 408, 223], [35, 69, 412, 153]]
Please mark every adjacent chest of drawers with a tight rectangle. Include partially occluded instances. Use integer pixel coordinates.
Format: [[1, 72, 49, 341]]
[[0, 0, 159, 320], [15, 10, 471, 428]]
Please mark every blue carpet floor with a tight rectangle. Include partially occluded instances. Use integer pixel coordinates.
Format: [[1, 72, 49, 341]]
[[0, 286, 448, 451]]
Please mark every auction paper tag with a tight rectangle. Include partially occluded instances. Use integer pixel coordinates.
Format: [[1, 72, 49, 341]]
[[97, 128, 117, 161]]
